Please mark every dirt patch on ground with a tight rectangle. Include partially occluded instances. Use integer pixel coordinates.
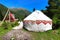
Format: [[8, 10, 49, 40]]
[[2, 29, 32, 40]]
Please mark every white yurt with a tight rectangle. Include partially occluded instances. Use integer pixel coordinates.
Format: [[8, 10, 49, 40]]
[[23, 10, 52, 32]]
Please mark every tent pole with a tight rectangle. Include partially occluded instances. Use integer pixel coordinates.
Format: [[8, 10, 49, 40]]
[[9, 10, 10, 23], [0, 9, 9, 26]]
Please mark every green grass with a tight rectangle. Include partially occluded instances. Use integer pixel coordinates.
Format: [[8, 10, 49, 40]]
[[0, 21, 19, 40], [0, 27, 60, 40], [0, 25, 13, 40], [23, 28, 60, 40]]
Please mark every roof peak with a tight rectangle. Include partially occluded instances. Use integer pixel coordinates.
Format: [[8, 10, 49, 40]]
[[24, 10, 52, 21]]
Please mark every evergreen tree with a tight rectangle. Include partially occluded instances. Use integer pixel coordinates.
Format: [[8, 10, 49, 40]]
[[33, 8, 35, 12], [0, 10, 3, 20], [0, 4, 8, 20], [46, 0, 57, 18], [42, 0, 60, 29]]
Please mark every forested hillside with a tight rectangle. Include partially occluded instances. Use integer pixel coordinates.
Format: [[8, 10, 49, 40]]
[[10, 8, 31, 21], [0, 4, 8, 20], [0, 4, 31, 21]]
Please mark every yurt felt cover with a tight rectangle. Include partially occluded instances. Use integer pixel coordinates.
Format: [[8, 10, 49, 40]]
[[24, 10, 52, 32]]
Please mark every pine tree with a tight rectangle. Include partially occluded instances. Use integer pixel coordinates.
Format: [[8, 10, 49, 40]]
[[33, 8, 35, 12], [46, 0, 57, 18], [0, 4, 8, 20], [42, 0, 60, 29]]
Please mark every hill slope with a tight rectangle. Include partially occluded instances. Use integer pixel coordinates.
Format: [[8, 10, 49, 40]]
[[0, 4, 8, 20], [0, 4, 31, 21], [10, 8, 31, 21]]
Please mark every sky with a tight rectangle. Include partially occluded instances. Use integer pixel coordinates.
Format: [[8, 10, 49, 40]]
[[0, 0, 48, 12]]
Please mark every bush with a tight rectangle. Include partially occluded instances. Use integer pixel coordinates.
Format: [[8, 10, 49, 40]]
[[1, 21, 11, 29], [0, 21, 19, 29], [11, 21, 19, 27], [53, 14, 60, 29]]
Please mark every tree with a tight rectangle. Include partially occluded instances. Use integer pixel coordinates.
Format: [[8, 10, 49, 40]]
[[42, 0, 60, 29], [33, 8, 35, 12], [0, 4, 8, 20], [0, 10, 3, 20]]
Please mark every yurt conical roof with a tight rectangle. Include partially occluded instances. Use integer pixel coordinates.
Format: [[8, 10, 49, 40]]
[[24, 10, 52, 21]]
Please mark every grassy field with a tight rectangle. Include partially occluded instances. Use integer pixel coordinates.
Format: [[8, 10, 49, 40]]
[[0, 26, 13, 40], [0, 27, 60, 40], [23, 28, 60, 40]]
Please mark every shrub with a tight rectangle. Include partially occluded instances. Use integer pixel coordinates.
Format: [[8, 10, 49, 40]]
[[11, 21, 19, 27], [53, 14, 60, 29], [1, 21, 11, 29], [0, 21, 19, 29]]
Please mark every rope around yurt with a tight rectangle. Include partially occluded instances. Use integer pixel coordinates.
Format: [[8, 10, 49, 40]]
[[0, 9, 10, 26]]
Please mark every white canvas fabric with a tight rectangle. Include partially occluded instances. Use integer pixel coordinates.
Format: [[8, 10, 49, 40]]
[[24, 23, 52, 32], [24, 10, 52, 21], [13, 21, 23, 29], [24, 10, 52, 32]]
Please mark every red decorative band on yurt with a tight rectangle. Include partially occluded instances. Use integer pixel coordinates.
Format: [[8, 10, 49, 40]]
[[36, 20, 52, 25], [24, 20, 35, 24], [24, 20, 52, 25]]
